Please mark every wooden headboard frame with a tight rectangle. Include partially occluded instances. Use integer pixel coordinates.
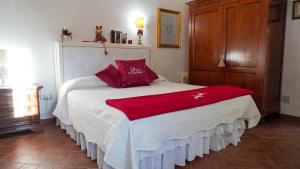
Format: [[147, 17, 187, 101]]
[[54, 41, 152, 92]]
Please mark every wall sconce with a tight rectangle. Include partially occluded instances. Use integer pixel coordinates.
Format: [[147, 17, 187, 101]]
[[135, 17, 144, 45]]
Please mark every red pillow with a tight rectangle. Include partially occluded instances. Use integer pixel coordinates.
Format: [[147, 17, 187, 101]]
[[116, 59, 151, 88], [146, 66, 158, 82], [95, 64, 121, 88]]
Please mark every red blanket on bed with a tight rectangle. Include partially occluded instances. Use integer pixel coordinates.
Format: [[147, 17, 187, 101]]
[[106, 85, 254, 120]]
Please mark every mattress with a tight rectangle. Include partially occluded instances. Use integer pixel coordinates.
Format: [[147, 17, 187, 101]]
[[65, 81, 261, 169]]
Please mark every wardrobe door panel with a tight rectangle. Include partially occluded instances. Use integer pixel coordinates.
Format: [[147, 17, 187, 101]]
[[223, 1, 261, 71], [189, 6, 224, 85], [224, 72, 256, 90], [225, 72, 263, 110], [190, 70, 223, 86], [192, 8, 222, 71]]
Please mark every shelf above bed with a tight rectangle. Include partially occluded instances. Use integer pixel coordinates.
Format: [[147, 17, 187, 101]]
[[59, 41, 152, 49]]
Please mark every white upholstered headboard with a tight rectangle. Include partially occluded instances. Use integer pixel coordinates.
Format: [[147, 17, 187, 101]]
[[54, 41, 151, 91]]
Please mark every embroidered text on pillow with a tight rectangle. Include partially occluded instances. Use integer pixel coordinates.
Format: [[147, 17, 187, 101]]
[[128, 67, 143, 75]]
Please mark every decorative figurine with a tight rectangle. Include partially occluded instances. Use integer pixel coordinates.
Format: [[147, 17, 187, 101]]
[[82, 26, 109, 55], [94, 26, 108, 55], [61, 27, 72, 42], [95, 26, 107, 42]]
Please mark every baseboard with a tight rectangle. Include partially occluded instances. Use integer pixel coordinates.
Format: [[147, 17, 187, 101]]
[[259, 112, 277, 123], [40, 118, 56, 125], [280, 114, 300, 122]]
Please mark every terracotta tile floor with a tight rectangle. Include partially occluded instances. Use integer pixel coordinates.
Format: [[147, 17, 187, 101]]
[[0, 116, 300, 169]]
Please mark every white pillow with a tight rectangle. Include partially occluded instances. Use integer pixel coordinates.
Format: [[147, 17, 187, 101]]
[[60, 76, 106, 92], [154, 74, 169, 82]]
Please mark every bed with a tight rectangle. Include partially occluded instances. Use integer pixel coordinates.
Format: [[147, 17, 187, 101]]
[[53, 42, 261, 169]]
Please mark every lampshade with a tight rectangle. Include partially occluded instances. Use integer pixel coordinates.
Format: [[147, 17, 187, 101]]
[[0, 49, 8, 64], [135, 17, 144, 29]]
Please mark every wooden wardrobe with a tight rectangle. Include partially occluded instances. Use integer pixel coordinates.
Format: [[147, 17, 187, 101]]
[[187, 0, 287, 117]]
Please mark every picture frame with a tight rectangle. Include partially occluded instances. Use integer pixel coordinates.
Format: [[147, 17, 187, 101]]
[[157, 8, 181, 48], [293, 0, 300, 20]]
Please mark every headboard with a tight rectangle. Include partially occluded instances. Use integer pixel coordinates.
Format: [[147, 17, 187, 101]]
[[54, 41, 151, 91]]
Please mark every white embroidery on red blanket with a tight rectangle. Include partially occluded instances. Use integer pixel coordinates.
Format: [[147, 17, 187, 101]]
[[192, 92, 206, 100]]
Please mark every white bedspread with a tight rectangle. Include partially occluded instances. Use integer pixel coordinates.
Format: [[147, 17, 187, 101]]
[[57, 81, 261, 169]]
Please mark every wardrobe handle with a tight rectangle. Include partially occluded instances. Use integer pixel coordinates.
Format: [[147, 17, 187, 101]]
[[217, 52, 226, 68]]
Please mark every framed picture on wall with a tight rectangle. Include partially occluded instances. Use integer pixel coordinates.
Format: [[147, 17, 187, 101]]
[[293, 0, 300, 20], [157, 8, 181, 48]]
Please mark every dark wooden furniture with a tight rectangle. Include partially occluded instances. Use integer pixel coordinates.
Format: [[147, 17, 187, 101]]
[[187, 0, 286, 117], [0, 86, 43, 135]]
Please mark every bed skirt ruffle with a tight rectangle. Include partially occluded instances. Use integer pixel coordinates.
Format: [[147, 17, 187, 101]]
[[56, 119, 246, 169]]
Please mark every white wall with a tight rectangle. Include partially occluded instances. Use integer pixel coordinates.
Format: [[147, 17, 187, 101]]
[[281, 0, 300, 117], [0, 0, 190, 119]]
